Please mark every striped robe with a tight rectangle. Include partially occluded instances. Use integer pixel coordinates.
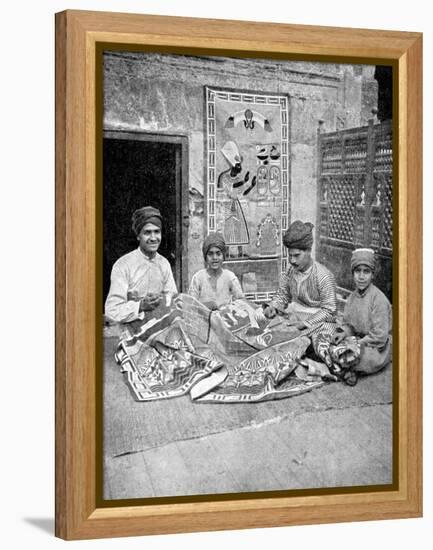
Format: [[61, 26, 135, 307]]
[[271, 261, 337, 341]]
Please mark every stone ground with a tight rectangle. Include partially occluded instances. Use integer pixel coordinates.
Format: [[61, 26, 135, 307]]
[[103, 336, 393, 500]]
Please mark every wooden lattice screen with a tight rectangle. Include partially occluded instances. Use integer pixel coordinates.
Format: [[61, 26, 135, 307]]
[[316, 120, 393, 301]]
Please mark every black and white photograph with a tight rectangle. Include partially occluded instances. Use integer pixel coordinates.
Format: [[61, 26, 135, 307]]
[[3, 0, 431, 547], [102, 50, 394, 501]]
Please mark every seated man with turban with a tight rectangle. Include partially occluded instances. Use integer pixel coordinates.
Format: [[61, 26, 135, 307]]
[[105, 206, 177, 323], [188, 232, 244, 310], [263, 220, 337, 341]]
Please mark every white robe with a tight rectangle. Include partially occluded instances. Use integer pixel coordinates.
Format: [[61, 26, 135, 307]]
[[105, 248, 177, 323]]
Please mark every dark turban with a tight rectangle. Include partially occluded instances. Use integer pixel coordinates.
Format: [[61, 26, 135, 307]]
[[131, 206, 162, 236], [202, 232, 226, 259], [283, 220, 314, 250]]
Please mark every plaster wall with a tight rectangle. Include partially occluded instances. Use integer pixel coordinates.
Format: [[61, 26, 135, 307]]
[[104, 52, 378, 276]]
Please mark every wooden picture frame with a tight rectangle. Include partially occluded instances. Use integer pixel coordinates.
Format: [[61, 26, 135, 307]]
[[55, 9, 422, 540]]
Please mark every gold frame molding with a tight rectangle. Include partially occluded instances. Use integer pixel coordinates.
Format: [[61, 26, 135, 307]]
[[55, 9, 422, 540]]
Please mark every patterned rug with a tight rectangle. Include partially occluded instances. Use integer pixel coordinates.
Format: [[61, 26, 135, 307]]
[[193, 337, 323, 403], [114, 295, 328, 403]]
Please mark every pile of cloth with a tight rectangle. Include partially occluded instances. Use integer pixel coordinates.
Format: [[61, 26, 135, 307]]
[[114, 295, 359, 403]]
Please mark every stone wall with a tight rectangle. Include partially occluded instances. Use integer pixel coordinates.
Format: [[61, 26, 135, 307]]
[[104, 51, 378, 278]]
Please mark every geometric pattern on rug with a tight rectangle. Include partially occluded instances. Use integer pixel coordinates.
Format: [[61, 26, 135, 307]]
[[113, 295, 329, 403]]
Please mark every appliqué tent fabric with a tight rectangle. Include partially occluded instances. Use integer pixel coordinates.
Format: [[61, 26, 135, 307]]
[[114, 295, 326, 403]]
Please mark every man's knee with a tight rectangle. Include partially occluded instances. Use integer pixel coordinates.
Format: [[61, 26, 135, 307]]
[[353, 347, 388, 374]]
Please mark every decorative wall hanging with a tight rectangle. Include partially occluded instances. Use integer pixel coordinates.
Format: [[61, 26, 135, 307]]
[[206, 86, 290, 301]]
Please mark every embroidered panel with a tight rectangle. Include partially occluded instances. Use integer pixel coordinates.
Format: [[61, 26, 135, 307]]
[[205, 87, 290, 301], [114, 296, 328, 403]]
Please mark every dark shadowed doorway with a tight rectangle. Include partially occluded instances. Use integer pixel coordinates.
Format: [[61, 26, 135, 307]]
[[103, 131, 189, 302]]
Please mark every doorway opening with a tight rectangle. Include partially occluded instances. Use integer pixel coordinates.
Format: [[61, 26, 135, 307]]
[[103, 131, 189, 302]]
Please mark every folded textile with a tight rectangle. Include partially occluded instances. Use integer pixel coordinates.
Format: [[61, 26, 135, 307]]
[[314, 335, 361, 380], [115, 316, 225, 401], [195, 336, 323, 403], [294, 357, 338, 382], [113, 295, 329, 403]]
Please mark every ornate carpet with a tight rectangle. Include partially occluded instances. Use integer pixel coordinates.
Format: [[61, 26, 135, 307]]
[[113, 295, 328, 403]]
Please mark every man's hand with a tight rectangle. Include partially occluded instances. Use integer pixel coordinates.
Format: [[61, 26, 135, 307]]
[[139, 292, 161, 312], [263, 304, 277, 319]]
